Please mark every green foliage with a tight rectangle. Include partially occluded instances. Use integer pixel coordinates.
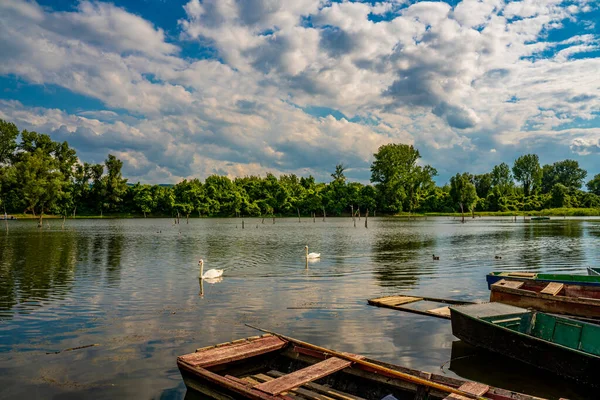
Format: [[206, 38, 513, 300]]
[[588, 174, 600, 196], [370, 143, 437, 214], [449, 173, 478, 219], [0, 118, 598, 218], [513, 154, 542, 197], [542, 159, 587, 193]]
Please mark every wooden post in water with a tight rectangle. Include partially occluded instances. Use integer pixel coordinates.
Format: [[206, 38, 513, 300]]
[[365, 209, 369, 228], [312, 212, 315, 223], [357, 207, 360, 221], [297, 207, 301, 223], [272, 215, 275, 224], [351, 205, 355, 227], [242, 217, 244, 229], [322, 206, 326, 222]]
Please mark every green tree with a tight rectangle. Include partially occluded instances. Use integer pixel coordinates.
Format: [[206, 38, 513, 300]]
[[0, 119, 19, 164], [102, 155, 128, 212], [542, 159, 587, 193], [512, 154, 542, 197], [370, 144, 436, 214], [132, 183, 155, 217], [474, 173, 492, 199], [450, 173, 478, 223], [588, 174, 600, 196]]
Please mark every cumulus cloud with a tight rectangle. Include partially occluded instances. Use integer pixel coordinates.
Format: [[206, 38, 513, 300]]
[[0, 0, 599, 183]]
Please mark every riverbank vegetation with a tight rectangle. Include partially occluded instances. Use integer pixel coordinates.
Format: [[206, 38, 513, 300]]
[[1, 119, 599, 221]]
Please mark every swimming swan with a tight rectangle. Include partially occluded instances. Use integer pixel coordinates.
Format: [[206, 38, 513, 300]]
[[305, 245, 321, 259], [199, 259, 223, 279]]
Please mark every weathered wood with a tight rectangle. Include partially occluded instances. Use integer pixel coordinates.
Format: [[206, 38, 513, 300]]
[[180, 336, 286, 367], [492, 279, 524, 289], [415, 372, 432, 400], [428, 306, 451, 318], [444, 382, 489, 400], [506, 272, 536, 278], [370, 295, 424, 306], [252, 373, 335, 400], [266, 371, 365, 400], [540, 282, 564, 296], [254, 357, 351, 395]]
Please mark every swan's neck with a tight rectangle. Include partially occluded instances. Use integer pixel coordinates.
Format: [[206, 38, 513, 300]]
[[200, 262, 204, 278], [305, 248, 308, 257]]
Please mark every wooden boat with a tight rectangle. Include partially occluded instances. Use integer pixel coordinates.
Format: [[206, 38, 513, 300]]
[[367, 295, 474, 319], [177, 333, 546, 400], [489, 278, 600, 318], [449, 302, 600, 387], [486, 271, 600, 289], [587, 267, 600, 276]]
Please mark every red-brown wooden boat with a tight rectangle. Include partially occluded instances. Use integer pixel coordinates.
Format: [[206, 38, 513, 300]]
[[177, 333, 547, 400]]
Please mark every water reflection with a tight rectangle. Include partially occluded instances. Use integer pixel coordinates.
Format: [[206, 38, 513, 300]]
[[0, 218, 598, 400]]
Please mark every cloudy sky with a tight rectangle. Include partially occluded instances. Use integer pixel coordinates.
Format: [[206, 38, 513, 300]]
[[1, 0, 599, 184]]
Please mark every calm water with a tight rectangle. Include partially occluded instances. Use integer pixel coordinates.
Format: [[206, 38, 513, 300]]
[[1, 217, 599, 400]]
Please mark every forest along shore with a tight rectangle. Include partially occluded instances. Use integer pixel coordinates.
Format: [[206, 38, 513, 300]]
[[1, 119, 600, 223]]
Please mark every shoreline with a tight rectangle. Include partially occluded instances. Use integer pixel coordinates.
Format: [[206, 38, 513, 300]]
[[6, 207, 600, 220]]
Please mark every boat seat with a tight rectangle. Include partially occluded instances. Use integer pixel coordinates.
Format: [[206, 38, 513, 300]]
[[540, 282, 564, 296], [179, 335, 286, 367], [492, 279, 524, 289], [265, 371, 365, 400], [254, 357, 352, 395], [444, 382, 489, 399]]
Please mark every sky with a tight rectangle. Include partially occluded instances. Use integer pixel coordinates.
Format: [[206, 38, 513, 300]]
[[0, 0, 599, 185]]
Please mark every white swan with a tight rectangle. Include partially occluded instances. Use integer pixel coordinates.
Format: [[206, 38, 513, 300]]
[[199, 259, 223, 279], [304, 245, 320, 259]]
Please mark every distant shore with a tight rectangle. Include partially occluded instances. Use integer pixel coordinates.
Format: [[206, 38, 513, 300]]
[[6, 207, 600, 220]]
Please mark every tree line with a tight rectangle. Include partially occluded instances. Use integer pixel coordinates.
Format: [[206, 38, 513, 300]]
[[1, 119, 599, 222]]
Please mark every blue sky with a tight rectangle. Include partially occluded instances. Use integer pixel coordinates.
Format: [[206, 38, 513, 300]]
[[1, 0, 599, 185]]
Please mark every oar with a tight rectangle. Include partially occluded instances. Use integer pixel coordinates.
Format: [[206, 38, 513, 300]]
[[245, 324, 489, 400]]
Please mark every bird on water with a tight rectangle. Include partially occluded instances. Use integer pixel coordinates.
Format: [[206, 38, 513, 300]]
[[432, 254, 440, 260], [305, 246, 321, 259], [199, 259, 223, 279]]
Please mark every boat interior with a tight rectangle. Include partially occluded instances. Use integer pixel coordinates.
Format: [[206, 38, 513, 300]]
[[492, 278, 600, 299], [178, 335, 499, 400], [480, 311, 600, 355]]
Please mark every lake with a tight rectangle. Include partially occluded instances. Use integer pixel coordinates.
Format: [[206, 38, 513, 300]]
[[1, 217, 599, 399]]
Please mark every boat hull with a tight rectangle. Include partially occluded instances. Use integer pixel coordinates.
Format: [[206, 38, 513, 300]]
[[450, 307, 600, 387], [490, 285, 600, 318], [486, 273, 600, 289]]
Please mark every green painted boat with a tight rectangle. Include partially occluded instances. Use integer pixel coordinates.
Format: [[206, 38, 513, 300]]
[[486, 271, 600, 289], [450, 302, 600, 386]]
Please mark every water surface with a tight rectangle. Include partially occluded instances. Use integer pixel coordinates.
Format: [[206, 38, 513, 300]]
[[1, 217, 599, 399]]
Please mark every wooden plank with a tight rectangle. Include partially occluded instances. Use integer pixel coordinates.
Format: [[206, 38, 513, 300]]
[[179, 336, 286, 367], [415, 371, 432, 400], [370, 295, 424, 306], [540, 282, 564, 296], [254, 357, 352, 395], [428, 306, 451, 318], [506, 272, 536, 278], [444, 382, 489, 400], [492, 279, 524, 289], [267, 370, 365, 400], [252, 373, 335, 400]]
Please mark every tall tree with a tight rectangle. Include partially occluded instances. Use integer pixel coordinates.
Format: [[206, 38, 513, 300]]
[[474, 173, 493, 199], [450, 173, 478, 223], [102, 154, 128, 212], [370, 144, 436, 214], [541, 159, 587, 193], [587, 174, 600, 196], [0, 119, 19, 164], [512, 154, 542, 197]]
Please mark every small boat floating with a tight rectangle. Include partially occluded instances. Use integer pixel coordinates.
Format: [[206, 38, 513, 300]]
[[177, 333, 545, 400], [449, 302, 600, 387], [368, 295, 474, 319], [489, 279, 600, 319], [486, 271, 600, 289]]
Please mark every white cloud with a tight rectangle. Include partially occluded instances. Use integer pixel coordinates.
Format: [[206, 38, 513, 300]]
[[1, 0, 599, 183]]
